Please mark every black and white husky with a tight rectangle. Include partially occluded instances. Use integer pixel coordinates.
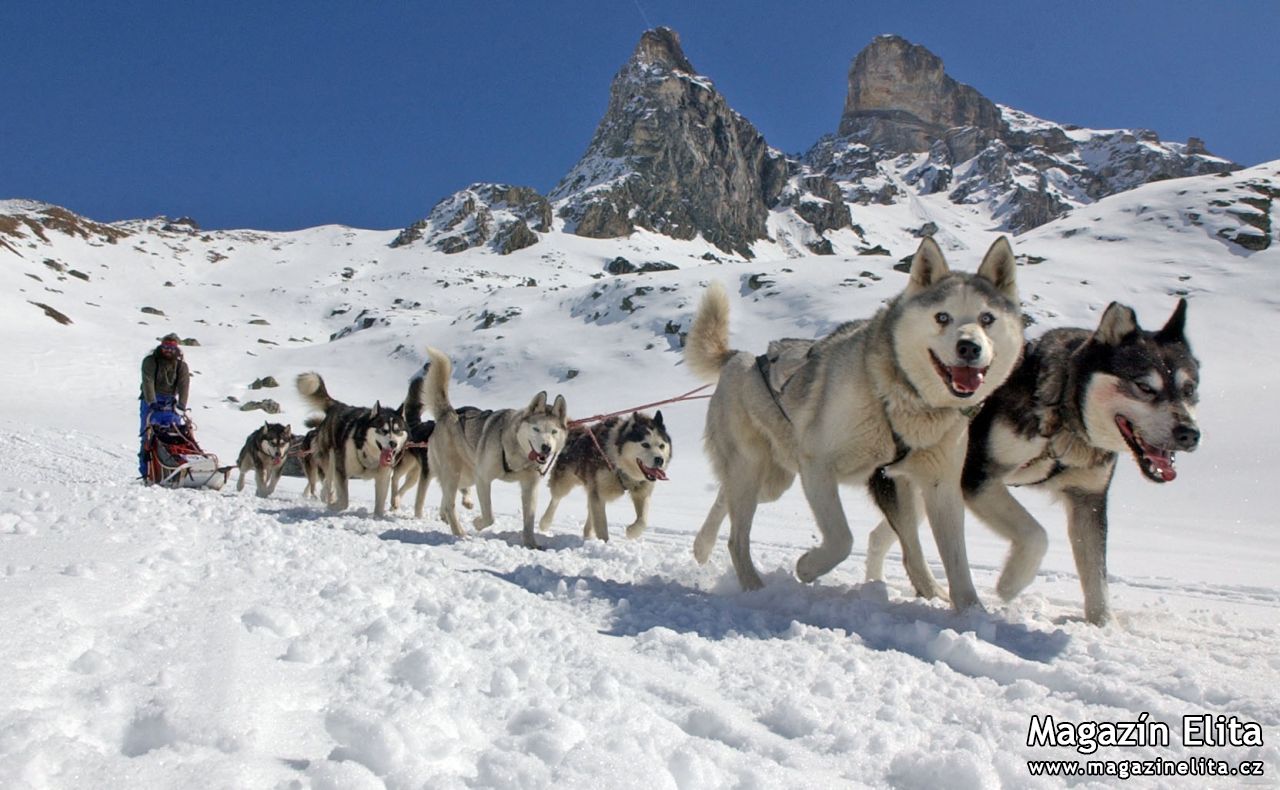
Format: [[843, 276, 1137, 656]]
[[298, 427, 324, 499], [296, 372, 408, 516], [422, 347, 568, 548], [868, 299, 1201, 624], [538, 411, 672, 541], [235, 421, 293, 497]]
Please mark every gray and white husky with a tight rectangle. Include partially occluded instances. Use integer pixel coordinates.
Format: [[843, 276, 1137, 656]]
[[871, 299, 1200, 624], [235, 421, 293, 497], [388, 374, 476, 518], [687, 237, 1023, 611], [296, 372, 408, 516], [538, 411, 672, 541], [422, 347, 568, 548]]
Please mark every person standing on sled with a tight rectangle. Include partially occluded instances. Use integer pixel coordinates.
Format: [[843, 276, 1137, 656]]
[[138, 333, 191, 477]]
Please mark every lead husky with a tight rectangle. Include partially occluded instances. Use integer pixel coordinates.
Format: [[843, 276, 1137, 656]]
[[538, 411, 672, 541], [870, 299, 1199, 624], [235, 421, 293, 497], [687, 237, 1023, 611], [422, 347, 568, 548], [296, 372, 408, 516]]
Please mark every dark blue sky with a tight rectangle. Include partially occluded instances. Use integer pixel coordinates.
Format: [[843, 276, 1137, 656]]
[[3, 1, 1275, 231]]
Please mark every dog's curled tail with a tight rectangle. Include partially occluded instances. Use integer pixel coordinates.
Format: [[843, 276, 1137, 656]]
[[684, 281, 735, 382], [422, 347, 454, 419], [296, 372, 334, 413], [403, 370, 427, 426]]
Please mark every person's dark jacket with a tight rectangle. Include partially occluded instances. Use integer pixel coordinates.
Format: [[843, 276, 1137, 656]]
[[140, 350, 190, 406]]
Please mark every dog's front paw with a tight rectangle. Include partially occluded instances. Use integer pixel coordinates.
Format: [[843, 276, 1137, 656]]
[[1084, 604, 1111, 626], [949, 591, 984, 614], [737, 567, 765, 591], [795, 550, 826, 584], [624, 521, 647, 539], [472, 515, 493, 531], [915, 580, 949, 602], [692, 534, 715, 565], [461, 493, 475, 510]]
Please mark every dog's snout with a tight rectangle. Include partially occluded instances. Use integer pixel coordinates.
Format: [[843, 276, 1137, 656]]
[[540, 443, 551, 456], [1173, 423, 1200, 450], [652, 456, 664, 468], [956, 339, 982, 364]]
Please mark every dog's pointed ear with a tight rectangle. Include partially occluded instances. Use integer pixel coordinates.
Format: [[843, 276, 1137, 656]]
[[284, 425, 292, 438], [1092, 302, 1139, 347], [552, 394, 567, 422], [1155, 298, 1188, 343], [906, 237, 950, 295], [527, 391, 547, 413], [976, 236, 1018, 301], [373, 400, 382, 413], [654, 410, 664, 428]]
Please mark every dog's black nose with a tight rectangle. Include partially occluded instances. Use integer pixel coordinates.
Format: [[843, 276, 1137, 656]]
[[956, 339, 982, 364], [540, 443, 551, 456], [1173, 423, 1200, 450], [652, 457, 664, 468]]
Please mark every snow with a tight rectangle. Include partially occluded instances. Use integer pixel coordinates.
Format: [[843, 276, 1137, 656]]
[[2, 162, 1279, 787]]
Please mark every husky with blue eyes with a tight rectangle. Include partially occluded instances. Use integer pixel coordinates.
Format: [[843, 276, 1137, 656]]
[[867, 299, 1200, 624]]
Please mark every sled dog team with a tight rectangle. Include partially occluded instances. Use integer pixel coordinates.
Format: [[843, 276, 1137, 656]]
[[234, 237, 1200, 625]]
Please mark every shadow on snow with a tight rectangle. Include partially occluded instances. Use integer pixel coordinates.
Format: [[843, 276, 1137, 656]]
[[483, 563, 1071, 672]]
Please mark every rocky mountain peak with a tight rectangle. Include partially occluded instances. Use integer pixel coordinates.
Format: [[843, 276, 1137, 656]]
[[839, 35, 1004, 152], [550, 27, 803, 257], [629, 26, 695, 75]]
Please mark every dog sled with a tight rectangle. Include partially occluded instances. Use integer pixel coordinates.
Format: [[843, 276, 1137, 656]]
[[142, 404, 231, 490]]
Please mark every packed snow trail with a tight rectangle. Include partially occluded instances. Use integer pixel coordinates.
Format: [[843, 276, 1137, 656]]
[[2, 426, 1276, 788]]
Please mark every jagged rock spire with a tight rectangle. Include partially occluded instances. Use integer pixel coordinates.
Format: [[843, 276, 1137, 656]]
[[838, 35, 1005, 153], [550, 27, 791, 257]]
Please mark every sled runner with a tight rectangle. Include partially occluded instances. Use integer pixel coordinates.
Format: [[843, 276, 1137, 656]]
[[142, 404, 231, 490]]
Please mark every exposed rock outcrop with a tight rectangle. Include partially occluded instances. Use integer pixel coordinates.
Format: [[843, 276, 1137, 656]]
[[807, 35, 1238, 233], [391, 184, 551, 254], [551, 28, 800, 257]]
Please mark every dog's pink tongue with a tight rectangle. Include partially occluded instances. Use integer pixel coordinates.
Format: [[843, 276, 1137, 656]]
[[647, 467, 668, 481], [950, 366, 985, 393], [1145, 447, 1177, 482], [379, 447, 395, 467]]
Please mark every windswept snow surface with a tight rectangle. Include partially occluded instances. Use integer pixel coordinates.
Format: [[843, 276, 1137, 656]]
[[2, 164, 1279, 787]]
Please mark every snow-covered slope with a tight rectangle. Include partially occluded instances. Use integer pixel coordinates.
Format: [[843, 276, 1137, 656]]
[[1, 163, 1278, 786]]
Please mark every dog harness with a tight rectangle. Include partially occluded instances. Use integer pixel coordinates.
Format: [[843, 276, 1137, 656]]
[[755, 353, 793, 423]]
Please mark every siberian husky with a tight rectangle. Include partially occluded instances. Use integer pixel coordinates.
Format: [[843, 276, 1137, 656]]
[[871, 299, 1199, 624], [421, 347, 568, 548], [687, 237, 1023, 611], [235, 421, 293, 497], [296, 372, 408, 516], [538, 411, 672, 541], [388, 374, 476, 518], [298, 428, 325, 499]]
